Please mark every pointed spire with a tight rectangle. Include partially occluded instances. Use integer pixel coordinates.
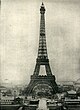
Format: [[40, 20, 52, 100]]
[[40, 2, 45, 14], [41, 2, 44, 8], [42, 2, 44, 6]]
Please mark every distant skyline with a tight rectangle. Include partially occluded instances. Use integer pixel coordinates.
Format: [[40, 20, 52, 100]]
[[1, 0, 80, 85]]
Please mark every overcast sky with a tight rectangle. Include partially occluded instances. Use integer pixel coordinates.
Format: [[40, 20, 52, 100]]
[[1, 0, 80, 86]]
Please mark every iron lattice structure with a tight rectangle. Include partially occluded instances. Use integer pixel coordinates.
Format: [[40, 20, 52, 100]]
[[25, 3, 58, 95]]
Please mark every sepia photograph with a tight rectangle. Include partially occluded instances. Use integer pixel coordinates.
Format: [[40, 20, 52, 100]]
[[0, 0, 80, 110]]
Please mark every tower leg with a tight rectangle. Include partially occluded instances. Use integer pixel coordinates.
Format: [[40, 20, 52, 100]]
[[33, 64, 40, 76], [45, 64, 52, 76]]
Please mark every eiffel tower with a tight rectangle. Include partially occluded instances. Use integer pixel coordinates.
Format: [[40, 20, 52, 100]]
[[25, 3, 58, 95]]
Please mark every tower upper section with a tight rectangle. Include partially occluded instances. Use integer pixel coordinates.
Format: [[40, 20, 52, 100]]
[[40, 2, 45, 14], [37, 3, 48, 60]]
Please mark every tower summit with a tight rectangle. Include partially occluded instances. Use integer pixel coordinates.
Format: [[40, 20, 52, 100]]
[[25, 3, 58, 95]]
